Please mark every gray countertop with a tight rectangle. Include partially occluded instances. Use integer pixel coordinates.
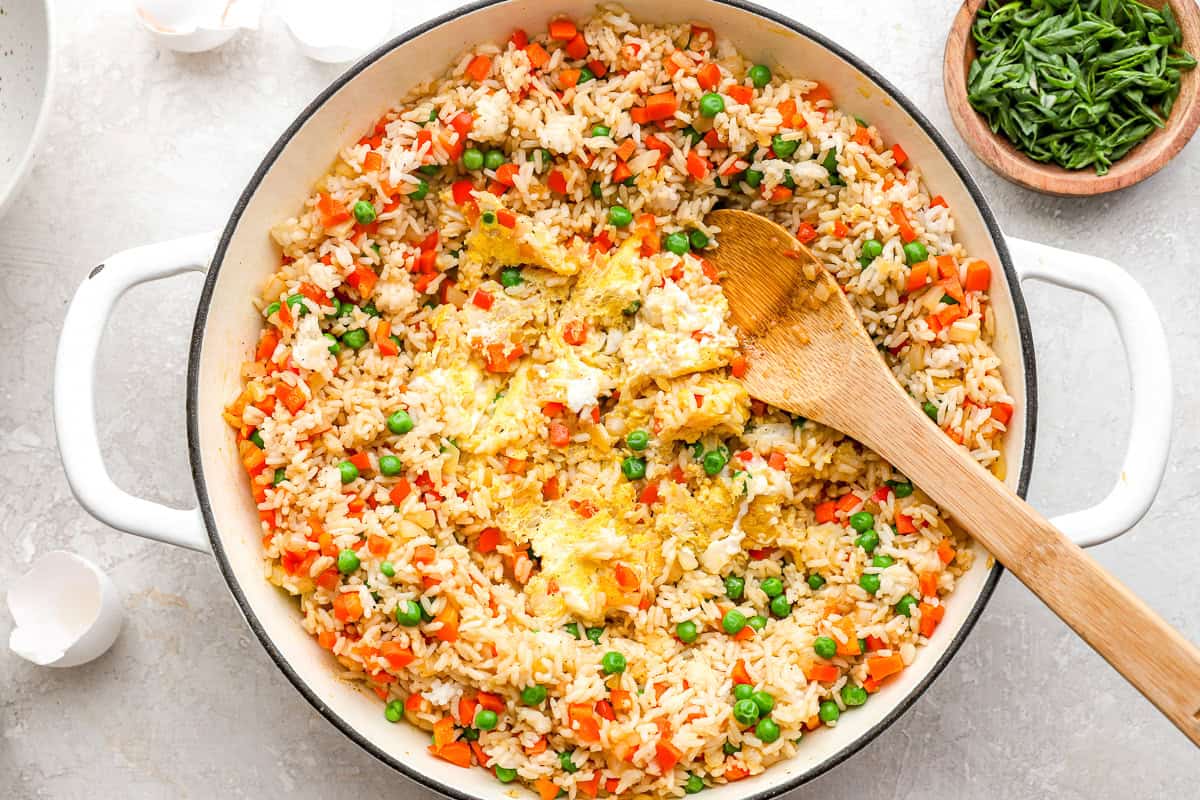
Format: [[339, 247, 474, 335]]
[[1, 1, 1196, 797]]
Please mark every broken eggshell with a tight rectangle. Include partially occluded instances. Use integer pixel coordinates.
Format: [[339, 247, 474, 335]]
[[282, 0, 396, 63], [6, 551, 123, 668], [135, 0, 264, 53]]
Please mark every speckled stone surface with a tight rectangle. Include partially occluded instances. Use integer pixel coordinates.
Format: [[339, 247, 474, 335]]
[[1, 1, 1197, 797]]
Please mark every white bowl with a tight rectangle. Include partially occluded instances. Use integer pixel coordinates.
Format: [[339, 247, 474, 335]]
[[0, 0, 54, 217]]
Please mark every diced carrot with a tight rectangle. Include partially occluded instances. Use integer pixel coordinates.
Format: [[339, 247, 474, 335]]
[[559, 69, 582, 89], [727, 84, 753, 105], [630, 106, 649, 124], [276, 300, 294, 329], [470, 741, 489, 768], [466, 54, 491, 82], [535, 778, 560, 800], [891, 143, 908, 165], [578, 775, 601, 798], [778, 98, 798, 126], [766, 186, 792, 203], [593, 699, 616, 721], [937, 538, 956, 565], [412, 545, 436, 565], [471, 289, 494, 311], [541, 170, 567, 198], [255, 329, 280, 362], [805, 663, 840, 682], [930, 194, 949, 208], [610, 689, 633, 713], [655, 739, 682, 772], [867, 653, 905, 681], [730, 355, 748, 379], [686, 151, 709, 180], [548, 422, 570, 447], [832, 616, 861, 655], [612, 160, 632, 184], [803, 82, 833, 104], [433, 716, 457, 748], [565, 33, 589, 59], [367, 534, 390, 557], [494, 163, 520, 187], [613, 562, 639, 591], [496, 209, 517, 228], [477, 692, 506, 713], [896, 513, 917, 534], [697, 62, 721, 90], [918, 602, 946, 637], [432, 741, 472, 768], [317, 630, 338, 650], [345, 264, 378, 299], [733, 626, 755, 642], [317, 192, 351, 227], [563, 319, 587, 345], [332, 591, 363, 622], [836, 493, 861, 513], [638, 481, 660, 505], [349, 452, 371, 473], [433, 604, 459, 642], [587, 59, 607, 78], [549, 17, 577, 40], [510, 28, 529, 48], [451, 178, 475, 205], [905, 261, 931, 293], [964, 259, 992, 292], [380, 641, 415, 669], [526, 736, 548, 756], [363, 151, 383, 173], [990, 402, 1014, 426], [569, 703, 601, 742], [276, 383, 306, 415], [933, 303, 965, 329], [644, 92, 678, 121], [768, 451, 787, 471], [731, 658, 754, 685], [890, 204, 917, 243], [795, 222, 817, 244], [724, 765, 748, 781], [918, 571, 939, 598], [853, 125, 872, 146], [526, 42, 550, 68], [832, 220, 850, 238], [815, 500, 837, 524], [389, 478, 411, 506]]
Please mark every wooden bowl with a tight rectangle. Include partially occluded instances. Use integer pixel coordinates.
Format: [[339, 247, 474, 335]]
[[944, 0, 1200, 196]]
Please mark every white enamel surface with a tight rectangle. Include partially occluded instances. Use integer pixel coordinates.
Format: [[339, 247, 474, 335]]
[[54, 233, 217, 553], [6, 550, 123, 668], [134, 0, 262, 53], [282, 0, 396, 63], [1006, 237, 1172, 546], [0, 0, 53, 218]]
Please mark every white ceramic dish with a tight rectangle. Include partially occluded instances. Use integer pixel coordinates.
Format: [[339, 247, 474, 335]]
[[53, 0, 1173, 795], [0, 0, 54, 217]]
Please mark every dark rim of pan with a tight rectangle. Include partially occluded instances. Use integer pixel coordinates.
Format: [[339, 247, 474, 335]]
[[186, 1, 1037, 796]]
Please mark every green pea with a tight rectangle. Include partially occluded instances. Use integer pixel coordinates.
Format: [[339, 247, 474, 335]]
[[337, 548, 360, 574], [418, 164, 440, 176], [725, 575, 746, 600], [748, 64, 772, 88], [395, 599, 422, 626], [481, 211, 496, 225], [676, 620, 699, 644], [702, 449, 727, 476], [323, 333, 341, 355], [754, 717, 780, 743], [699, 92, 725, 118], [622, 299, 641, 315], [379, 455, 402, 476], [462, 147, 485, 170], [681, 126, 702, 145], [769, 595, 792, 618], [353, 200, 377, 225], [591, 124, 611, 138], [500, 267, 523, 287], [895, 594, 918, 617], [380, 561, 396, 578], [859, 573, 881, 595], [419, 600, 434, 622], [684, 774, 705, 794], [586, 626, 604, 645], [818, 700, 840, 723], [722, 741, 740, 755], [620, 456, 646, 480], [565, 622, 581, 639], [858, 239, 883, 267], [771, 134, 798, 159], [732, 698, 760, 726], [813, 636, 837, 659], [273, 467, 286, 486], [341, 328, 368, 350], [664, 231, 690, 255], [410, 179, 430, 201], [807, 573, 826, 590], [461, 726, 480, 741], [923, 401, 939, 422], [841, 684, 868, 707], [286, 294, 309, 316], [781, 170, 795, 189], [484, 149, 506, 171], [747, 614, 768, 631], [760, 577, 784, 598], [625, 430, 650, 451], [904, 240, 929, 265], [733, 684, 753, 701], [608, 205, 633, 227], [822, 150, 843, 184], [689, 229, 709, 250], [249, 430, 265, 449], [387, 410, 414, 434], [872, 554, 895, 569], [887, 479, 914, 498], [578, 66, 595, 84], [385, 699, 404, 722], [750, 691, 774, 714], [722, 609, 747, 635], [742, 169, 763, 188], [475, 709, 498, 731], [338, 461, 359, 483], [521, 685, 548, 706], [591, 181, 603, 199], [495, 765, 518, 783], [263, 301, 281, 319], [855, 530, 880, 553], [849, 512, 875, 533], [559, 751, 579, 773], [601, 651, 626, 674]]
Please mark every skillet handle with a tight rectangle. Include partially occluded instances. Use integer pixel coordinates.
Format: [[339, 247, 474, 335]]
[[1006, 236, 1172, 548], [54, 234, 219, 553]]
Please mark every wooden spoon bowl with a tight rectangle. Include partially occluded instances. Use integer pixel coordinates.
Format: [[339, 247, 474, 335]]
[[944, 0, 1200, 196], [708, 209, 1200, 745]]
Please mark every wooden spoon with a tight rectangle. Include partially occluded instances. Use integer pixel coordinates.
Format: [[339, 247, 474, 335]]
[[707, 208, 1200, 745]]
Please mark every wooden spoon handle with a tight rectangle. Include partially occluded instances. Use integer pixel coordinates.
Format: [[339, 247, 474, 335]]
[[855, 380, 1200, 746]]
